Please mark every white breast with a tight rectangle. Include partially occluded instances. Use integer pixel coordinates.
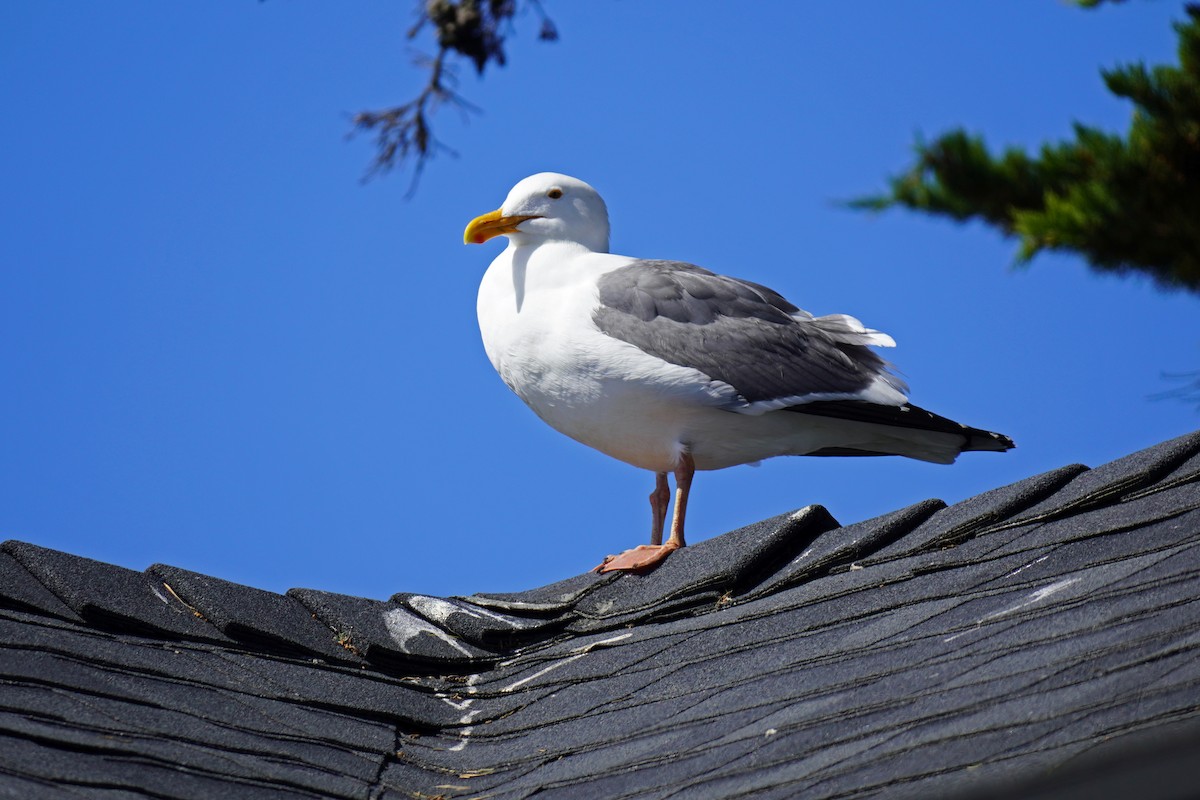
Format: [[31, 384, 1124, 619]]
[[476, 243, 744, 472]]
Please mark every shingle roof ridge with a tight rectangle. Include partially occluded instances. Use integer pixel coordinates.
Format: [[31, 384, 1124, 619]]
[[3, 431, 1200, 799], [1, 430, 1197, 679]]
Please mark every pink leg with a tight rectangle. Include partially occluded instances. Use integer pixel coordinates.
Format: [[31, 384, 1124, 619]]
[[649, 472, 669, 546], [665, 453, 694, 550], [596, 455, 695, 573]]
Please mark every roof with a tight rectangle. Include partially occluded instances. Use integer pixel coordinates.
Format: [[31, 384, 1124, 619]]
[[2, 430, 1199, 799]]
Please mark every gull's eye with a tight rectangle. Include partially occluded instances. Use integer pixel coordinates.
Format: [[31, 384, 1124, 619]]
[[547, 188, 563, 199]]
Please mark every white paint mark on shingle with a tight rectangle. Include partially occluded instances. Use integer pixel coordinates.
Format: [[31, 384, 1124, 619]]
[[408, 595, 529, 632], [382, 608, 473, 657], [435, 674, 480, 752], [984, 577, 1080, 621], [1004, 555, 1049, 579], [501, 654, 586, 693], [571, 632, 632, 654], [408, 596, 464, 625], [944, 576, 1081, 643], [792, 547, 815, 565], [500, 632, 634, 693]]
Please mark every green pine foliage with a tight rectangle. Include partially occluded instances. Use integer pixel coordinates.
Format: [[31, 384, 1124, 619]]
[[855, 4, 1200, 293]]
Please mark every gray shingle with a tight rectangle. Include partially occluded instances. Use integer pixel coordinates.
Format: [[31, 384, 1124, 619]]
[[2, 433, 1199, 799], [288, 587, 496, 668], [148, 564, 355, 662], [396, 593, 565, 649], [1003, 431, 1200, 526], [3, 542, 229, 642]]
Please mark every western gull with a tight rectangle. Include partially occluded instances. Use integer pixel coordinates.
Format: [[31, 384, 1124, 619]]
[[465, 173, 1013, 573]]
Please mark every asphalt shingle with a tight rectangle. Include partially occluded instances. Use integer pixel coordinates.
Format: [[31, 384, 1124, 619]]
[[148, 563, 354, 662], [3, 542, 230, 642], [2, 431, 1198, 799]]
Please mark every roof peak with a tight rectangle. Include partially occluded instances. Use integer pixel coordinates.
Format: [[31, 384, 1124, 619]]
[[4, 430, 1198, 676]]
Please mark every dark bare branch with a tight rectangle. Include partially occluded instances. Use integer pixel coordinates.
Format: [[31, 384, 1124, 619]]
[[350, 1, 556, 190], [1151, 372, 1200, 409]]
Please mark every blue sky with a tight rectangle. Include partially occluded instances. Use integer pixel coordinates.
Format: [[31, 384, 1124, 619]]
[[2, 2, 1196, 600]]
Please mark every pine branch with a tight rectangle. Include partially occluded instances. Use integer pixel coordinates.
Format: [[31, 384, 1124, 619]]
[[853, 4, 1200, 294]]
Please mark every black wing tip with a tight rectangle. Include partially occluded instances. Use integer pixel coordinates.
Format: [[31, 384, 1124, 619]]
[[786, 400, 1015, 454], [894, 403, 1015, 454], [965, 428, 1016, 453]]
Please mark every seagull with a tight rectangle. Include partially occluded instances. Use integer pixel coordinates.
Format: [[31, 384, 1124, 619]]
[[465, 173, 1013, 573]]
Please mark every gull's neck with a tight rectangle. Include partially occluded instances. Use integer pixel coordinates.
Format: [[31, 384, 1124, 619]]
[[508, 231, 609, 255]]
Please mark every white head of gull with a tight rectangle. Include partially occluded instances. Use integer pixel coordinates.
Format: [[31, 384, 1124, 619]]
[[465, 172, 1013, 573]]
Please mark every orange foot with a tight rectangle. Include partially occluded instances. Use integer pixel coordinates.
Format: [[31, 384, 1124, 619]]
[[595, 542, 680, 574]]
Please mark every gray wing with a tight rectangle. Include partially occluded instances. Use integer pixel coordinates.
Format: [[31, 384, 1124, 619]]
[[592, 260, 903, 405]]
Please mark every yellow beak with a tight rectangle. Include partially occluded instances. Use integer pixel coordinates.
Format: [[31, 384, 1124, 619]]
[[463, 208, 539, 244]]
